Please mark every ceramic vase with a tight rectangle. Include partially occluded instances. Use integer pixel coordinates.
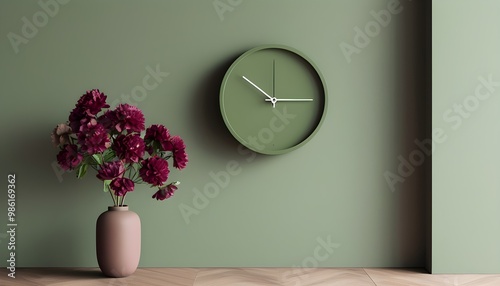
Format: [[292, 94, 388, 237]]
[[96, 206, 141, 277]]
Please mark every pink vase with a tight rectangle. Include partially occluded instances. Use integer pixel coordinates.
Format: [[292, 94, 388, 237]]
[[96, 206, 141, 277]]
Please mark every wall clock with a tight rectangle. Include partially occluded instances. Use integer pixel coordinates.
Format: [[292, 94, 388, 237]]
[[219, 45, 327, 155]]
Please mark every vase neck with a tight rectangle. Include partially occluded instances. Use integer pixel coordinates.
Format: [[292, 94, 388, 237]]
[[108, 206, 129, 211]]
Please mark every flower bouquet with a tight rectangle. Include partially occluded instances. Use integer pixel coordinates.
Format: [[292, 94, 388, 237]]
[[51, 89, 188, 206]]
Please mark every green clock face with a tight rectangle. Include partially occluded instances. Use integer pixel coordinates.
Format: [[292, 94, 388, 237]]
[[220, 45, 327, 155]]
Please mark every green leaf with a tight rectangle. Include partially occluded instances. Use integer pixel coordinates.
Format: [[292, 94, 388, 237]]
[[76, 163, 88, 179], [103, 149, 116, 162], [103, 180, 112, 192], [153, 141, 162, 154], [92, 154, 102, 165]]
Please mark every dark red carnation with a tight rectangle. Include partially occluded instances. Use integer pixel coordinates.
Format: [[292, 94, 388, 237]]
[[113, 134, 145, 163], [110, 177, 134, 196], [97, 110, 115, 131], [77, 119, 111, 155], [96, 161, 125, 181], [152, 184, 178, 201], [139, 156, 169, 186], [76, 89, 110, 116], [56, 144, 83, 170], [68, 107, 92, 132], [165, 136, 188, 170], [109, 104, 145, 133], [144, 124, 170, 154]]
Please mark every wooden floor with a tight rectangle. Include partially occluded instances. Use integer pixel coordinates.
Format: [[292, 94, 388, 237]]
[[2, 268, 500, 285]]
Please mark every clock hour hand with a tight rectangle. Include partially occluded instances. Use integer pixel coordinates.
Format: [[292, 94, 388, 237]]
[[242, 76, 277, 108]]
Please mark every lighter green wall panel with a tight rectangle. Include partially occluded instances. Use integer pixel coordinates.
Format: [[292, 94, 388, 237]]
[[0, 0, 427, 267], [432, 0, 500, 273]]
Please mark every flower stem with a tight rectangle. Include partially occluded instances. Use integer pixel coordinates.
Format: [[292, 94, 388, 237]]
[[108, 186, 117, 206], [121, 194, 127, 207]]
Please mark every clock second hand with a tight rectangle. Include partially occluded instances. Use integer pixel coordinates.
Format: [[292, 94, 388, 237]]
[[265, 98, 313, 102]]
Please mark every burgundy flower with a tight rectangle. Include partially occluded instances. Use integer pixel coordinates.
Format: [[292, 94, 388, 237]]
[[53, 89, 189, 206], [110, 177, 134, 196], [165, 136, 188, 170], [97, 110, 115, 131], [113, 134, 145, 163], [76, 89, 110, 116], [110, 104, 145, 133], [68, 106, 91, 132], [51, 123, 72, 147], [77, 119, 111, 155], [152, 183, 178, 201], [96, 161, 125, 181], [56, 144, 83, 170], [144, 124, 170, 154], [139, 156, 169, 186]]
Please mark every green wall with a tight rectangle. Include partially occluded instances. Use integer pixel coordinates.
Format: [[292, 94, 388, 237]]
[[432, 0, 500, 274], [0, 0, 429, 267]]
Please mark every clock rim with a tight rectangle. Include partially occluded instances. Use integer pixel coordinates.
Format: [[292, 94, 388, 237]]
[[219, 44, 328, 155]]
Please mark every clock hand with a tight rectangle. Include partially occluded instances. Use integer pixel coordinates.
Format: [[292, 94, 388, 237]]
[[265, 98, 313, 102], [242, 76, 272, 99], [242, 76, 277, 108], [272, 60, 276, 98]]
